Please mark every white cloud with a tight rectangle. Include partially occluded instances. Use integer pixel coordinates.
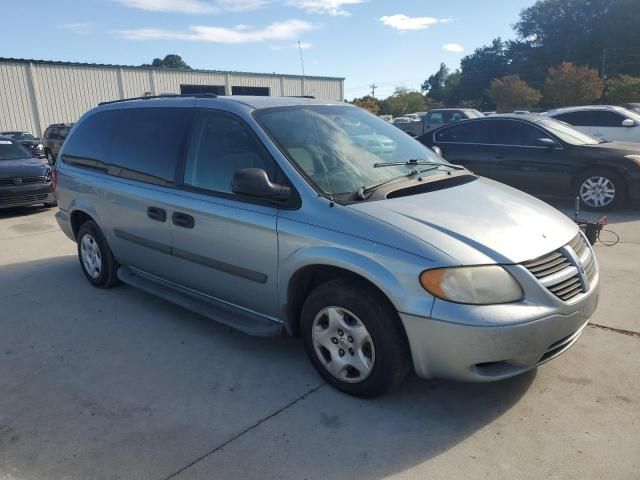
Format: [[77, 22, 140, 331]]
[[118, 19, 314, 44], [61, 22, 94, 34], [112, 0, 271, 14], [270, 42, 312, 50], [286, 0, 365, 16], [113, 0, 364, 15], [379, 14, 449, 31], [442, 43, 464, 53]]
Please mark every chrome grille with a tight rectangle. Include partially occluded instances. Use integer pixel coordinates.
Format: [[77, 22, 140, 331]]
[[522, 232, 597, 302], [0, 176, 46, 187]]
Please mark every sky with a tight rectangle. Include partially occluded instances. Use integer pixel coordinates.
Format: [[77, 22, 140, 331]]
[[2, 0, 533, 99]]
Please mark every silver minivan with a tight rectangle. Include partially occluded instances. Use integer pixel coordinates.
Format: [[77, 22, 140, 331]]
[[55, 95, 599, 397]]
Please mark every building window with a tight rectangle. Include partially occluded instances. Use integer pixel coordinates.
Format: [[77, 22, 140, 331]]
[[232, 86, 270, 96], [180, 84, 226, 95]]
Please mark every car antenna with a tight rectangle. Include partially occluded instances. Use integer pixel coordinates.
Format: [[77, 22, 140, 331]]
[[297, 40, 308, 101]]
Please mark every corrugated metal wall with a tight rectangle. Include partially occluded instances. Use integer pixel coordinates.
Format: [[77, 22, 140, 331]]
[[0, 60, 344, 137]]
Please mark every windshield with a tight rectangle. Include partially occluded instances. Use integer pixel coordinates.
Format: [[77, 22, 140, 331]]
[[466, 110, 485, 119], [536, 118, 601, 145], [622, 108, 640, 123], [4, 133, 37, 141], [255, 105, 451, 196], [0, 140, 32, 160]]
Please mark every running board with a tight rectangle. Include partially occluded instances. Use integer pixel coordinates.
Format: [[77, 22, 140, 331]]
[[117, 266, 283, 337]]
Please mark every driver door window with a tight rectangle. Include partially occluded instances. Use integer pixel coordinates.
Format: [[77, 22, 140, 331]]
[[184, 110, 278, 195]]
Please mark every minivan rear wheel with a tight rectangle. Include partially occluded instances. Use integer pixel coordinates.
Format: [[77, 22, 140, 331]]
[[77, 220, 120, 288], [300, 277, 411, 397]]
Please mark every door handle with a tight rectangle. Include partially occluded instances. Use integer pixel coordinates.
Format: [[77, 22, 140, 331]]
[[147, 207, 167, 222], [172, 212, 195, 229]]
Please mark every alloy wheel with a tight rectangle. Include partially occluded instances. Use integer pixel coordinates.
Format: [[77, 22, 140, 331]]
[[580, 176, 616, 208]]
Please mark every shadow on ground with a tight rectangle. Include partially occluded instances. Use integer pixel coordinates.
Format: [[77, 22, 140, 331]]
[[0, 255, 535, 480]]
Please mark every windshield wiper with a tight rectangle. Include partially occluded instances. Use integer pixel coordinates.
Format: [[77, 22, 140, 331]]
[[373, 158, 466, 170], [356, 165, 440, 200]]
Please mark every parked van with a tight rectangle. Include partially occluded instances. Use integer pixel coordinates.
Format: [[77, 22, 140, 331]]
[[55, 95, 600, 397]]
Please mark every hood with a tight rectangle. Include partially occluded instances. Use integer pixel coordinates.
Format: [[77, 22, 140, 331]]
[[349, 177, 578, 265], [0, 157, 50, 178]]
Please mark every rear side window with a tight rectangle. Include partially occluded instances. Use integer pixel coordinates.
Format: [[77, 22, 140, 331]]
[[435, 122, 490, 144], [109, 107, 192, 185], [63, 110, 118, 163], [553, 111, 592, 126]]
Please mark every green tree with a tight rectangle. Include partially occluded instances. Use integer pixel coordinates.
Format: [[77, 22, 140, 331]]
[[457, 39, 511, 106], [543, 62, 604, 107], [422, 63, 449, 102], [381, 88, 426, 117], [352, 95, 381, 114], [144, 54, 192, 70], [486, 75, 542, 112], [606, 75, 640, 104]]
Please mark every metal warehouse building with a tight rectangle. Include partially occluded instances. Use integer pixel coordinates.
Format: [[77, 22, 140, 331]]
[[0, 58, 345, 137]]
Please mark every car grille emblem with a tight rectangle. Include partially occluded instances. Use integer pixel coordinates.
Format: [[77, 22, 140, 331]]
[[13, 178, 23, 185]]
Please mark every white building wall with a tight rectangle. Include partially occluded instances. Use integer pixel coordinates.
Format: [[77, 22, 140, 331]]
[[0, 59, 344, 136], [0, 62, 39, 135]]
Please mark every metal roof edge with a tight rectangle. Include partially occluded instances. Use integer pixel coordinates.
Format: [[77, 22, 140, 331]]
[[0, 57, 345, 81]]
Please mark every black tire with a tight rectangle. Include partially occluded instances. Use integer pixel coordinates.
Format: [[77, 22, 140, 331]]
[[300, 277, 411, 398], [576, 169, 626, 212], [76, 220, 120, 288]]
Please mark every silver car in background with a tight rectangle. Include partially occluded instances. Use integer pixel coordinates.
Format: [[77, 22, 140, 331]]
[[54, 96, 599, 397]]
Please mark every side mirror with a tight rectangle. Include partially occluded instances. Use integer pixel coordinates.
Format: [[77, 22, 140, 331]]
[[622, 118, 635, 127], [537, 137, 557, 148], [232, 168, 291, 202], [431, 146, 443, 157]]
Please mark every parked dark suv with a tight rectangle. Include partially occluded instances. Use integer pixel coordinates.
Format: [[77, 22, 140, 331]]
[[43, 123, 73, 163], [0, 136, 56, 209]]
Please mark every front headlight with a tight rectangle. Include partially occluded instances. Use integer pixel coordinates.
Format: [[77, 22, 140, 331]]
[[624, 155, 640, 167], [37, 143, 44, 150], [420, 266, 523, 305]]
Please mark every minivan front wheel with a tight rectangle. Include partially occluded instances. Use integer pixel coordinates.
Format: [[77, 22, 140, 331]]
[[77, 220, 119, 288], [301, 278, 411, 397]]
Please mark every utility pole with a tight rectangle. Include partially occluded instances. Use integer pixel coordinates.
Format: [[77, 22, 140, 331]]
[[369, 83, 378, 98], [601, 48, 607, 79]]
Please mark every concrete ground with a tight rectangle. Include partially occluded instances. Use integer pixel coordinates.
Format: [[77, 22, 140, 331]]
[[0, 202, 638, 480]]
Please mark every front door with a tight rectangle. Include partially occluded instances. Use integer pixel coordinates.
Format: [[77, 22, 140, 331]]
[[169, 108, 281, 318], [433, 120, 493, 176], [486, 119, 572, 195]]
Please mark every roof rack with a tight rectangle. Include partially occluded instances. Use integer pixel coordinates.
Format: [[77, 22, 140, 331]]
[[286, 95, 316, 99], [98, 93, 218, 106]]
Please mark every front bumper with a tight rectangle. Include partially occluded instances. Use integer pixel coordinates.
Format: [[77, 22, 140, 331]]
[[400, 283, 599, 382], [0, 183, 55, 209], [55, 209, 75, 241]]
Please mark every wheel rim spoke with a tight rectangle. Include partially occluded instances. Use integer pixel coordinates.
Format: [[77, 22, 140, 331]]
[[80, 234, 102, 279], [581, 176, 615, 207]]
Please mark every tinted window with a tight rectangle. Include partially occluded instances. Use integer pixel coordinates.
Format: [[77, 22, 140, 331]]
[[109, 107, 192, 185], [553, 111, 592, 126], [49, 127, 60, 140], [59, 126, 71, 139], [63, 111, 118, 162], [427, 112, 443, 125], [435, 122, 490, 144], [489, 120, 552, 146], [184, 110, 277, 194], [590, 111, 626, 127]]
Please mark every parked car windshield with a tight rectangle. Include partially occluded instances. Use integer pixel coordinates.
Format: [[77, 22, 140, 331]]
[[255, 105, 450, 196], [0, 140, 31, 160], [4, 132, 37, 141], [536, 118, 601, 145]]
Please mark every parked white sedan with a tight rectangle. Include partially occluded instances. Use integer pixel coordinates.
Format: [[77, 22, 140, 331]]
[[546, 105, 640, 143]]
